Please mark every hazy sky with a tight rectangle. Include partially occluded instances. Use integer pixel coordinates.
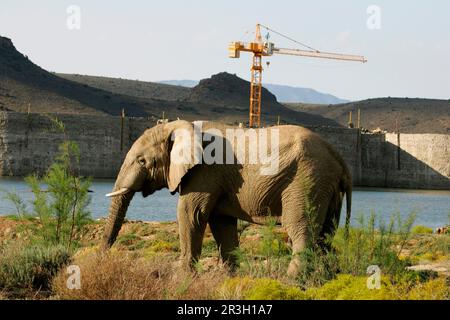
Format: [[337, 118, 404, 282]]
[[1, 0, 449, 101]]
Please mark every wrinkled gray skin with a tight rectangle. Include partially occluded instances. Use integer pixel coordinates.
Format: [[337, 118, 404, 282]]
[[102, 120, 351, 276]]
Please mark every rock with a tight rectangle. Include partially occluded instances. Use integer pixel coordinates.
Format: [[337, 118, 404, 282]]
[[407, 261, 450, 277], [436, 226, 448, 234]]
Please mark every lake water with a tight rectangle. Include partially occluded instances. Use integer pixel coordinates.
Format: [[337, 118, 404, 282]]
[[0, 177, 448, 229]]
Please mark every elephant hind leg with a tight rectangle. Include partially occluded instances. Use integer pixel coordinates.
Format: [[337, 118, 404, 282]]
[[286, 224, 309, 277], [282, 190, 328, 277], [279, 185, 310, 277], [318, 191, 343, 252], [208, 214, 239, 270]]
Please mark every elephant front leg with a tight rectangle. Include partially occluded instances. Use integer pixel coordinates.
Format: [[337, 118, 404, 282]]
[[208, 214, 239, 271], [177, 203, 208, 271]]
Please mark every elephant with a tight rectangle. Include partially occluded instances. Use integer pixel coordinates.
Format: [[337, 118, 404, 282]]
[[102, 120, 352, 276]]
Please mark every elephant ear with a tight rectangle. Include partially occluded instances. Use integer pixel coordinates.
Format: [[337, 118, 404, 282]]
[[165, 120, 203, 192]]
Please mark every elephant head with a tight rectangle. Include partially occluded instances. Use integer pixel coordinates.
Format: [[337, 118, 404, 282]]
[[102, 120, 202, 249]]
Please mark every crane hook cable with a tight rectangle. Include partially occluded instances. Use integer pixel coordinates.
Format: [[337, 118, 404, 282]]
[[258, 23, 319, 52]]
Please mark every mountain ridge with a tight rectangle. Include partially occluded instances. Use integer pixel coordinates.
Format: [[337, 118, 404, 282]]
[[0, 35, 338, 126], [1, 35, 448, 133], [157, 79, 348, 104], [286, 97, 450, 133]]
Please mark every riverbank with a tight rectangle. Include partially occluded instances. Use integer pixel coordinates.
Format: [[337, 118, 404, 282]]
[[0, 216, 448, 300]]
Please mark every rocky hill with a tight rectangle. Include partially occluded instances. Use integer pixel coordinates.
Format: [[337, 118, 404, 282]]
[[58, 73, 191, 102], [286, 98, 450, 134]]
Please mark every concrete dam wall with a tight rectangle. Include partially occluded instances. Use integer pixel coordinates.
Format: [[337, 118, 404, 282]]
[[0, 111, 449, 189], [0, 112, 152, 178]]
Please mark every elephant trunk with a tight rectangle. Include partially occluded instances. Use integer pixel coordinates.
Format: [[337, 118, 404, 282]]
[[101, 191, 135, 249]]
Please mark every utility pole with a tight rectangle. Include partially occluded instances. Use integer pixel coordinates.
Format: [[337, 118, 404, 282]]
[[357, 108, 361, 129], [120, 108, 125, 152], [348, 111, 354, 128]]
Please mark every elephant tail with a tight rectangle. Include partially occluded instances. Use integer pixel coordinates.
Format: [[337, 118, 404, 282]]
[[344, 177, 352, 240]]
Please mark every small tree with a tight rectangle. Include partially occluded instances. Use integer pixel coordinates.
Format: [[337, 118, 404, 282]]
[[26, 140, 92, 248]]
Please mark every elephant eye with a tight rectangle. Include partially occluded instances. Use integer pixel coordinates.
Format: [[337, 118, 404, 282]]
[[138, 158, 146, 166]]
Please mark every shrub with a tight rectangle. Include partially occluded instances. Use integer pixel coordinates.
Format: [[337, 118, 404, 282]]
[[411, 225, 433, 234], [408, 232, 450, 263], [406, 278, 449, 300], [304, 274, 449, 300], [333, 212, 415, 277], [218, 277, 306, 300], [296, 247, 340, 289], [258, 218, 290, 258], [234, 218, 291, 280], [1, 189, 29, 218], [305, 274, 395, 300], [116, 233, 140, 247], [2, 117, 93, 249], [25, 140, 92, 248], [0, 243, 71, 297]]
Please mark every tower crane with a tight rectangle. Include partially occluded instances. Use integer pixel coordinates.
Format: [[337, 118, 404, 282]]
[[229, 24, 367, 127]]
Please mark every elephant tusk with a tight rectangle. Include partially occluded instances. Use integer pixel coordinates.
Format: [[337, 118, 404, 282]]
[[105, 188, 129, 197]]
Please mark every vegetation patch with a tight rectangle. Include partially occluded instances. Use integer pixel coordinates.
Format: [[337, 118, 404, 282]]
[[0, 243, 71, 298], [219, 277, 306, 300], [411, 225, 433, 234]]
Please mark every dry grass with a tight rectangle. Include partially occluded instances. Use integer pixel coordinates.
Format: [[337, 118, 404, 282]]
[[52, 249, 227, 300]]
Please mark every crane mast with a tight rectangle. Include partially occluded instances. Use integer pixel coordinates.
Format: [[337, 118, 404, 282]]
[[229, 24, 367, 127]]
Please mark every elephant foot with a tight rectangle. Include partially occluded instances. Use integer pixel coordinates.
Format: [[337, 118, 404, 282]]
[[221, 260, 238, 275], [172, 258, 195, 273], [287, 258, 301, 277]]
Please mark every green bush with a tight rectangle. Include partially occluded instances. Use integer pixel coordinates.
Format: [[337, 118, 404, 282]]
[[219, 274, 449, 300], [1, 189, 29, 218], [305, 274, 394, 300], [258, 218, 290, 258], [409, 233, 450, 262], [25, 140, 92, 248], [2, 122, 93, 249], [234, 218, 291, 279], [244, 278, 306, 300], [296, 247, 340, 288], [219, 277, 306, 300], [1, 117, 93, 249], [411, 225, 433, 234], [0, 243, 71, 295], [333, 212, 415, 277], [304, 274, 449, 300]]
